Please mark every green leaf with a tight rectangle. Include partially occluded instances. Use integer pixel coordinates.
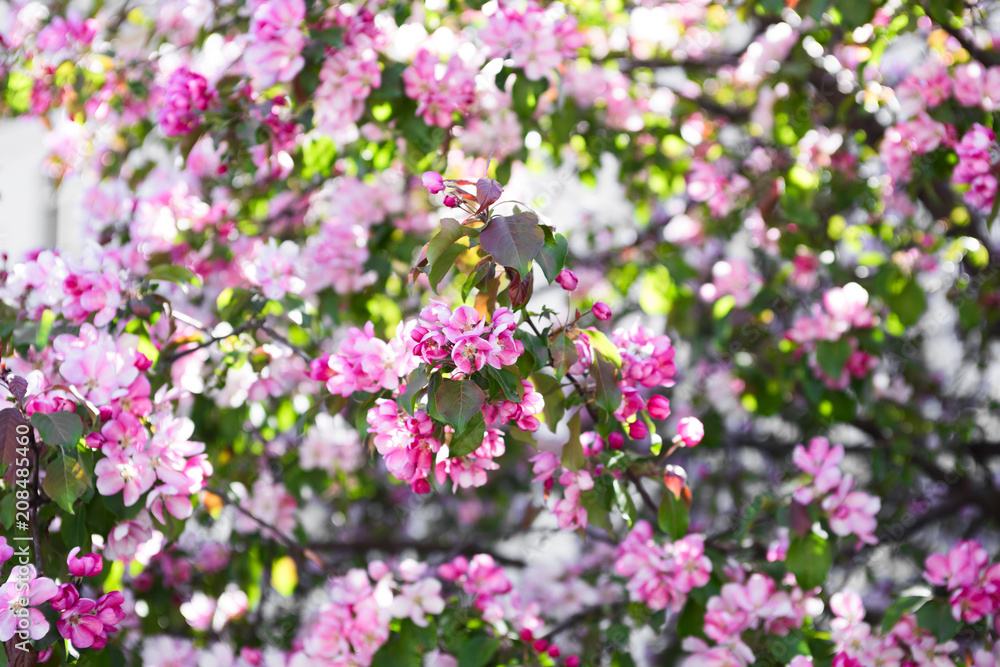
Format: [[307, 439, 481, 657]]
[[889, 277, 926, 327], [550, 333, 578, 380], [561, 410, 584, 471], [881, 594, 930, 633], [434, 379, 486, 433], [458, 634, 502, 667], [30, 411, 83, 447], [449, 412, 486, 458], [916, 599, 961, 643], [485, 365, 523, 402], [532, 372, 565, 427], [578, 485, 614, 533], [583, 329, 622, 367], [785, 530, 832, 590], [0, 493, 15, 529], [816, 338, 852, 380], [399, 367, 429, 415], [658, 491, 689, 540], [462, 261, 493, 301], [42, 455, 89, 514], [271, 556, 298, 597], [428, 219, 467, 265], [429, 242, 467, 291], [479, 211, 545, 278], [712, 294, 736, 319], [302, 135, 336, 179], [535, 232, 569, 283], [612, 477, 636, 528], [676, 598, 706, 638], [591, 358, 622, 417], [147, 264, 201, 287], [639, 266, 674, 315], [35, 308, 55, 349]]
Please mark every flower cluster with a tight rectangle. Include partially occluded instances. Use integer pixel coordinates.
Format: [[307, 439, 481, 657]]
[[792, 437, 881, 546], [953, 123, 999, 212], [52, 585, 126, 649], [685, 572, 822, 666], [367, 399, 442, 493], [438, 554, 512, 622], [785, 283, 877, 389], [829, 590, 967, 667], [402, 49, 477, 128], [699, 258, 762, 308], [479, 2, 584, 80], [615, 520, 712, 611], [243, 0, 306, 90], [924, 540, 1000, 623], [313, 9, 381, 141], [309, 321, 414, 396], [156, 66, 216, 137], [410, 303, 523, 374]]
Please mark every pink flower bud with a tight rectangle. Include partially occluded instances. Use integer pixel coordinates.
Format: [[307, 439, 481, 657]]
[[608, 432, 624, 450], [50, 583, 80, 612], [134, 353, 152, 371], [555, 269, 578, 291], [566, 658, 581, 667], [98, 406, 113, 422], [628, 420, 648, 440], [422, 171, 445, 194], [592, 302, 612, 320], [443, 194, 459, 208], [520, 629, 534, 642], [85, 433, 106, 450], [412, 478, 431, 494], [547, 646, 561, 658], [67, 546, 103, 577], [240, 648, 264, 666], [677, 417, 704, 447], [647, 395, 671, 420], [532, 639, 549, 652]]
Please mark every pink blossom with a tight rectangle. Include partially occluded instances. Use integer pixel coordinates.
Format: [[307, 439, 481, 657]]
[[677, 417, 704, 447], [451, 335, 495, 374], [57, 598, 105, 648], [422, 171, 445, 194], [699, 258, 762, 308], [389, 578, 445, 627], [157, 66, 216, 137], [553, 469, 594, 531], [480, 3, 582, 80], [402, 49, 477, 128], [614, 323, 677, 389], [616, 521, 712, 612], [954, 123, 999, 211], [95, 446, 156, 506], [924, 540, 989, 590], [0, 538, 13, 566], [592, 302, 612, 320], [67, 547, 103, 577], [243, 0, 306, 90], [556, 269, 578, 291], [821, 476, 881, 546], [104, 512, 155, 562], [0, 566, 59, 641], [647, 394, 671, 420]]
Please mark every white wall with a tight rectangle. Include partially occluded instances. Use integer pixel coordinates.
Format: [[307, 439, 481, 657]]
[[0, 118, 83, 261]]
